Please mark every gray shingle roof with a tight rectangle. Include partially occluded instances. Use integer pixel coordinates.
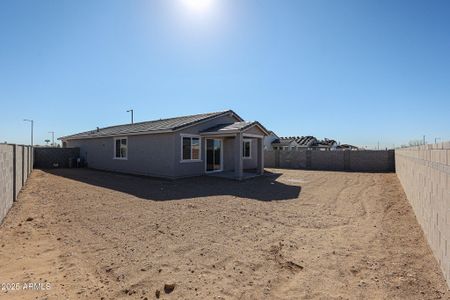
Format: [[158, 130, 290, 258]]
[[201, 121, 269, 135], [60, 110, 241, 140], [202, 121, 251, 133]]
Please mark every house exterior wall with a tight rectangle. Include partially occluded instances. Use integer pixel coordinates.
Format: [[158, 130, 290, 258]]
[[66, 133, 176, 178], [243, 125, 265, 137], [243, 138, 258, 169], [194, 135, 262, 173], [242, 125, 266, 170], [65, 113, 243, 179], [223, 137, 235, 172], [172, 114, 241, 177]]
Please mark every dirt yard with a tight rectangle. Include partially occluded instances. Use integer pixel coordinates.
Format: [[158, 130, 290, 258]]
[[0, 169, 448, 299]]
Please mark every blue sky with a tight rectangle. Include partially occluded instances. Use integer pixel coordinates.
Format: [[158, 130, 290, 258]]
[[1, 0, 449, 148]]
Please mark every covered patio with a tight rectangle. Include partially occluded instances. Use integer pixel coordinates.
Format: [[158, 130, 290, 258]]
[[200, 121, 269, 180]]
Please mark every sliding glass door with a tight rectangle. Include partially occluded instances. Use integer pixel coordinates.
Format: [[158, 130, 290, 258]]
[[206, 139, 222, 172]]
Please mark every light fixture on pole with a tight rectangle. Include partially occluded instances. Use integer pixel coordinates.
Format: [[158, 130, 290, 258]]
[[127, 109, 134, 124], [23, 119, 34, 146]]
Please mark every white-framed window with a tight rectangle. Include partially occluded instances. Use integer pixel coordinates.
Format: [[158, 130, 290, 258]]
[[114, 137, 128, 159], [243, 139, 251, 159], [181, 135, 201, 162]]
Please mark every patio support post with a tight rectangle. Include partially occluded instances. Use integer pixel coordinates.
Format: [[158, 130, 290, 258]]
[[257, 138, 264, 175], [234, 133, 243, 180]]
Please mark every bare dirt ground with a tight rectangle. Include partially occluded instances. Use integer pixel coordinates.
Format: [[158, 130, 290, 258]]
[[0, 168, 448, 300]]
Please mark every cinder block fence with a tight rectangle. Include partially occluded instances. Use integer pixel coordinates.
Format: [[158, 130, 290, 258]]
[[265, 149, 395, 172], [0, 144, 33, 224], [396, 142, 450, 287], [34, 147, 80, 169]]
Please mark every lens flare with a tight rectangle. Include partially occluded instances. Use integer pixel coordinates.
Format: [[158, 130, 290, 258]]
[[181, 0, 214, 13]]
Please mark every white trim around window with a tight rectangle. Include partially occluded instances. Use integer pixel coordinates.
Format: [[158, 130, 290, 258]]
[[180, 134, 202, 163], [243, 139, 252, 159], [113, 137, 128, 160]]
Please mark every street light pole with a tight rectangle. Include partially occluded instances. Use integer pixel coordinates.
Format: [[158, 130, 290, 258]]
[[23, 119, 34, 146], [49, 131, 55, 146], [127, 109, 134, 124]]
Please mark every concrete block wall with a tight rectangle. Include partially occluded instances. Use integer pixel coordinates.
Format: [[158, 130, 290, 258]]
[[310, 150, 345, 170], [264, 150, 395, 172], [395, 142, 450, 287], [279, 151, 308, 169], [23, 146, 29, 182], [15, 146, 23, 198], [0, 144, 33, 224], [349, 150, 395, 172], [265, 150, 276, 169], [0, 144, 14, 224], [34, 147, 80, 169]]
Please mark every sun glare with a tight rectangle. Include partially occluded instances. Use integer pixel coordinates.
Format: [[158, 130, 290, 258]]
[[181, 0, 214, 14]]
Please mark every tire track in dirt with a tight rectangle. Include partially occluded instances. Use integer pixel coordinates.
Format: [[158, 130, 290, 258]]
[[1, 169, 449, 299]]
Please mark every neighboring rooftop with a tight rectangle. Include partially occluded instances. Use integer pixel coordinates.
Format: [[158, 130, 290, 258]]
[[272, 136, 337, 149], [337, 144, 359, 150], [316, 138, 337, 147], [272, 136, 317, 147], [271, 139, 294, 147], [60, 110, 243, 140], [295, 136, 317, 146]]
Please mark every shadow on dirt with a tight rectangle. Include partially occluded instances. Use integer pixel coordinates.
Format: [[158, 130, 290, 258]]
[[44, 168, 301, 202]]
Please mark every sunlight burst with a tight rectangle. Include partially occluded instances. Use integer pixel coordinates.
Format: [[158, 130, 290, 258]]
[[181, 0, 214, 14]]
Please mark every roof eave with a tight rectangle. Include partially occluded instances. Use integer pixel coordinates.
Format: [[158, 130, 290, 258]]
[[172, 110, 242, 132], [59, 129, 174, 141], [200, 132, 239, 137], [60, 110, 241, 141], [200, 121, 269, 137], [243, 121, 270, 136]]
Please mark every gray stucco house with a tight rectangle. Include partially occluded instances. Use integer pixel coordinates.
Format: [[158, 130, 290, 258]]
[[60, 110, 269, 180]]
